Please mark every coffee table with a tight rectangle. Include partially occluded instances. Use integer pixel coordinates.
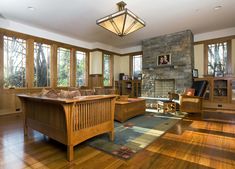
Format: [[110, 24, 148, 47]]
[[115, 98, 145, 122]]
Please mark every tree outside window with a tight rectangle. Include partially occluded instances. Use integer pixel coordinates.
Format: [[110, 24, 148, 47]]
[[76, 51, 87, 87], [103, 54, 112, 86], [206, 41, 230, 76], [57, 47, 70, 87], [3, 36, 26, 88], [133, 55, 142, 77], [34, 43, 51, 87]]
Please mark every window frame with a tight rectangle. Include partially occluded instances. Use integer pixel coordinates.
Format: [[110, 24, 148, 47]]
[[204, 39, 232, 76], [3, 35, 27, 88], [129, 52, 143, 77], [75, 50, 89, 87], [132, 54, 143, 77], [33, 41, 51, 88], [57, 47, 71, 87], [102, 52, 114, 87]]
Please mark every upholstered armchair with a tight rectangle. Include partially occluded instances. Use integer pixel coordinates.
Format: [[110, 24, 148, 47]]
[[179, 80, 208, 113]]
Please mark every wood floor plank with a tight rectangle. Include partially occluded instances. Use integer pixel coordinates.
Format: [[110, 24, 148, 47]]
[[0, 114, 235, 169]]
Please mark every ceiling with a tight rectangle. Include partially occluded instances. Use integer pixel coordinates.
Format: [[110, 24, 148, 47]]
[[0, 0, 235, 49]]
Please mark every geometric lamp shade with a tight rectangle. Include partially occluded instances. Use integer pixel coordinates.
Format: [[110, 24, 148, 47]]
[[96, 1, 145, 37]]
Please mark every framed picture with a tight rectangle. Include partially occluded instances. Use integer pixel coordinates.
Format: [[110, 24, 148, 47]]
[[192, 69, 198, 78], [157, 54, 171, 66]]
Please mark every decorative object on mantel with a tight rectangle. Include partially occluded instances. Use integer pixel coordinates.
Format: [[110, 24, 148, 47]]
[[96, 1, 146, 37], [192, 69, 198, 78], [157, 54, 171, 66]]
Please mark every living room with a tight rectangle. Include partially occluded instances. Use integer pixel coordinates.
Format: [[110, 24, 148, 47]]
[[0, 0, 235, 168]]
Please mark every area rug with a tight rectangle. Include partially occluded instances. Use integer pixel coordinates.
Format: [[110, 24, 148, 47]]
[[87, 111, 183, 159]]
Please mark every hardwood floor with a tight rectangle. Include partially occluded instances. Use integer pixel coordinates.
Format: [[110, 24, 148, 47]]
[[0, 114, 234, 169]]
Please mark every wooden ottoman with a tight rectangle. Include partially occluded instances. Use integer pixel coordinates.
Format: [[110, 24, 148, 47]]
[[115, 98, 146, 122]]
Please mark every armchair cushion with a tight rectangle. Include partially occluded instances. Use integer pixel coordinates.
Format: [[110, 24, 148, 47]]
[[185, 88, 195, 96]]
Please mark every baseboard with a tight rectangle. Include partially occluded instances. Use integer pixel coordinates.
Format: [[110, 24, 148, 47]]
[[0, 111, 21, 118]]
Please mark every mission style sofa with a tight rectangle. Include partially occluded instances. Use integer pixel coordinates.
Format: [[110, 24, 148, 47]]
[[18, 87, 116, 161]]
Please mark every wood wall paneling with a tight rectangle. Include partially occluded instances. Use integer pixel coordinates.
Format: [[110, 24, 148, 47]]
[[88, 74, 103, 88], [70, 48, 76, 87], [51, 44, 57, 88], [0, 33, 3, 88], [26, 39, 34, 88]]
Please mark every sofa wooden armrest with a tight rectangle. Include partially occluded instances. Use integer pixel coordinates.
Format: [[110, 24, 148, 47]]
[[179, 94, 203, 113]]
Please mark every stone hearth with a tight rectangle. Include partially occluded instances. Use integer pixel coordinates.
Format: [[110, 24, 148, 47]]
[[142, 30, 194, 97]]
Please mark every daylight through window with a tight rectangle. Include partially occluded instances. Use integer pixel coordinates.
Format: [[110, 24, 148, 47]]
[[3, 36, 26, 88], [103, 54, 112, 86], [34, 43, 51, 87], [57, 47, 70, 87], [76, 51, 87, 87], [133, 54, 142, 77], [207, 42, 228, 76]]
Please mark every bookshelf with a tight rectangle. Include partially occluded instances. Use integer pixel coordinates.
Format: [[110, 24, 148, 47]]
[[115, 80, 141, 98]]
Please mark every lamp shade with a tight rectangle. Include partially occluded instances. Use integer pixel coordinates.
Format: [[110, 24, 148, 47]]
[[96, 2, 145, 37]]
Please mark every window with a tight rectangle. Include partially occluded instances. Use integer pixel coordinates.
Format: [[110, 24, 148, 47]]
[[206, 40, 231, 76], [76, 51, 87, 87], [57, 47, 70, 87], [3, 36, 26, 88], [103, 54, 113, 86], [34, 42, 51, 87], [133, 54, 142, 77]]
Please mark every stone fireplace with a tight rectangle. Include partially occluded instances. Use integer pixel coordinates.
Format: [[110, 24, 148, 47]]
[[142, 30, 194, 97]]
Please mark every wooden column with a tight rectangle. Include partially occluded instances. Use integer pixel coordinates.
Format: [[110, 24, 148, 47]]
[[26, 39, 34, 88], [51, 44, 57, 88], [70, 48, 76, 87], [0, 33, 3, 88]]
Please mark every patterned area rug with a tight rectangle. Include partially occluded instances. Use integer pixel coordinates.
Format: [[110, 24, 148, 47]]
[[87, 111, 184, 159]]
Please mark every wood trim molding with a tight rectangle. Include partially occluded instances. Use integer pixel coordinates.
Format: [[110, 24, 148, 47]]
[[122, 51, 143, 57], [70, 48, 76, 87], [90, 48, 143, 57], [0, 28, 90, 53], [194, 35, 235, 45], [0, 33, 3, 88], [0, 28, 143, 57], [129, 55, 133, 76], [26, 39, 34, 88], [51, 44, 57, 88], [203, 39, 232, 76], [90, 48, 120, 56]]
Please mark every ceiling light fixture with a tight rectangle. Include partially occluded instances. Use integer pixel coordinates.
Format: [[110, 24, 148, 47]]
[[96, 1, 145, 37], [214, 5, 222, 10], [27, 6, 35, 11]]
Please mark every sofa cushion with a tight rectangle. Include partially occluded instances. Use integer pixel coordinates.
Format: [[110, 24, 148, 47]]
[[40, 88, 59, 98], [60, 90, 81, 98], [80, 89, 94, 96], [94, 87, 105, 95], [105, 88, 116, 95]]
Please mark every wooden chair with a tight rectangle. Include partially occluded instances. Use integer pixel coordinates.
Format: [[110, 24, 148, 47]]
[[179, 80, 208, 113]]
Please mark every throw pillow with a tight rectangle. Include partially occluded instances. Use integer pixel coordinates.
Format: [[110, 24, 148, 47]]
[[60, 90, 81, 99], [185, 88, 195, 96], [40, 88, 59, 98]]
